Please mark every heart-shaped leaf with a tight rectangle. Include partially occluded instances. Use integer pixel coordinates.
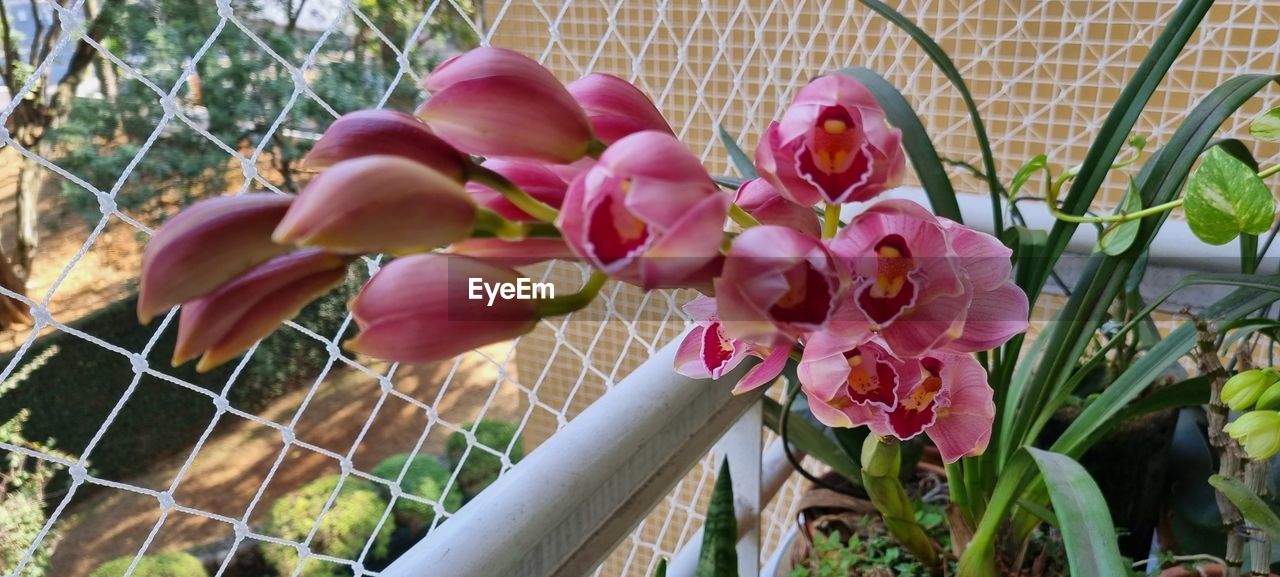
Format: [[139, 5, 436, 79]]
[[1184, 146, 1276, 245], [1251, 106, 1280, 141], [1097, 178, 1143, 255]]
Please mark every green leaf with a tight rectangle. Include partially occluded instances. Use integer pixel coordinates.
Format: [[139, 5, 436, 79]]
[[653, 558, 668, 577], [1026, 448, 1129, 577], [850, 0, 1002, 229], [1208, 474, 1280, 539], [1008, 154, 1048, 199], [762, 397, 862, 484], [1250, 106, 1280, 141], [717, 124, 758, 180], [1097, 178, 1143, 255], [713, 175, 748, 190], [695, 458, 738, 577], [838, 68, 962, 223], [1028, 0, 1216, 300], [1185, 146, 1276, 245]]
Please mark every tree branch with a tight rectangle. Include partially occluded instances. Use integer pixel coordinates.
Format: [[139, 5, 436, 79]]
[[0, 1, 19, 91]]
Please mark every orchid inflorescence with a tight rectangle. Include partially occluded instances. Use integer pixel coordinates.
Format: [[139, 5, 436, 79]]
[[138, 47, 1028, 462]]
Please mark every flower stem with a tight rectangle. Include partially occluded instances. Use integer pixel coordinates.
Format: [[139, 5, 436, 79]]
[[586, 139, 608, 159], [861, 436, 941, 569], [822, 203, 841, 239], [534, 270, 608, 318], [470, 165, 561, 223], [1050, 197, 1184, 224], [728, 203, 761, 229], [473, 207, 529, 239], [1260, 164, 1280, 179]]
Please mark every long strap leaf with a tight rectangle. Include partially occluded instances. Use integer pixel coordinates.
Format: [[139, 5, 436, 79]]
[[1026, 448, 1129, 577], [839, 67, 962, 222], [695, 458, 738, 577], [852, 0, 1002, 230]]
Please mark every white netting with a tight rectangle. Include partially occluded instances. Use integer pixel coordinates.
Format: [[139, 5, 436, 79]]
[[1, 1, 1279, 577]]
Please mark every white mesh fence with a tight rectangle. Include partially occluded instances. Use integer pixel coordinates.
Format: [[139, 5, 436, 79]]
[[0, 1, 1279, 577]]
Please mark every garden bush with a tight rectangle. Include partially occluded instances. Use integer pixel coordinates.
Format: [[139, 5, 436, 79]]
[[260, 475, 393, 577], [445, 420, 524, 498], [370, 454, 463, 531], [89, 552, 208, 577], [0, 272, 362, 487]]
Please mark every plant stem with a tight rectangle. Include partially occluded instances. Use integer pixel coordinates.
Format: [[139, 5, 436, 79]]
[[822, 203, 841, 239], [472, 207, 529, 239], [1049, 197, 1184, 224], [1195, 318, 1245, 577], [1259, 164, 1280, 179], [861, 435, 941, 570], [470, 165, 561, 223], [728, 203, 761, 229], [586, 139, 608, 159], [534, 270, 608, 318]]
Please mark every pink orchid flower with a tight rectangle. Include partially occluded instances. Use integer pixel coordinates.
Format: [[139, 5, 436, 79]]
[[138, 193, 294, 324], [418, 47, 594, 163], [674, 296, 793, 395], [300, 109, 469, 181], [173, 249, 348, 372], [466, 158, 568, 221], [798, 334, 908, 418], [755, 74, 906, 206], [346, 254, 539, 363], [559, 130, 729, 289], [714, 225, 844, 343], [566, 73, 674, 145], [935, 218, 1030, 352], [870, 352, 995, 463], [273, 155, 476, 255], [733, 178, 822, 237], [827, 200, 968, 357]]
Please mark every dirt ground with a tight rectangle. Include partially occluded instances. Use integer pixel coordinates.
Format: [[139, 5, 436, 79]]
[[48, 347, 525, 576]]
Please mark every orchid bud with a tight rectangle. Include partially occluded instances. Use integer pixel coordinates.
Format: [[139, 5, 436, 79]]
[[566, 73, 673, 145], [418, 47, 594, 163], [1225, 410, 1280, 460], [558, 131, 729, 289], [1256, 378, 1280, 411], [301, 109, 469, 181], [173, 249, 348, 372], [138, 193, 294, 324], [345, 254, 539, 363], [756, 74, 906, 206], [1223, 368, 1280, 411], [466, 159, 568, 221], [733, 178, 821, 237], [273, 155, 476, 255], [861, 434, 900, 478]]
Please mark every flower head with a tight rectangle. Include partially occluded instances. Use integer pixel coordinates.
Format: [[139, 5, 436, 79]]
[[558, 131, 728, 289], [1226, 410, 1280, 461], [174, 249, 348, 371], [755, 74, 906, 206], [733, 178, 821, 237], [418, 47, 594, 163], [138, 193, 294, 323], [273, 155, 476, 255], [301, 109, 469, 181], [1223, 368, 1280, 411], [567, 73, 673, 145], [346, 254, 539, 363], [714, 225, 843, 342]]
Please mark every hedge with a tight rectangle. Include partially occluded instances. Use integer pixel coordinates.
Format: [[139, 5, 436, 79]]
[[89, 552, 208, 577], [371, 454, 464, 532], [0, 271, 363, 486], [260, 475, 392, 577], [445, 420, 525, 499]]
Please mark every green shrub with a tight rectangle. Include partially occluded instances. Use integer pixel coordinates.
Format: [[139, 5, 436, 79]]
[[371, 454, 463, 531], [261, 476, 393, 577], [0, 272, 362, 488], [89, 552, 208, 577], [0, 408, 69, 577], [445, 420, 524, 498]]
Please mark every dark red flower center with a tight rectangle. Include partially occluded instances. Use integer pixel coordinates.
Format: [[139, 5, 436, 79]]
[[888, 357, 943, 439], [768, 262, 832, 327], [796, 106, 872, 200], [856, 234, 916, 325], [838, 347, 898, 409], [586, 182, 649, 266], [700, 321, 737, 375]]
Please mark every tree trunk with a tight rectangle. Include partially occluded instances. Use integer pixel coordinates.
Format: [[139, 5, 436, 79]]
[[0, 247, 33, 329]]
